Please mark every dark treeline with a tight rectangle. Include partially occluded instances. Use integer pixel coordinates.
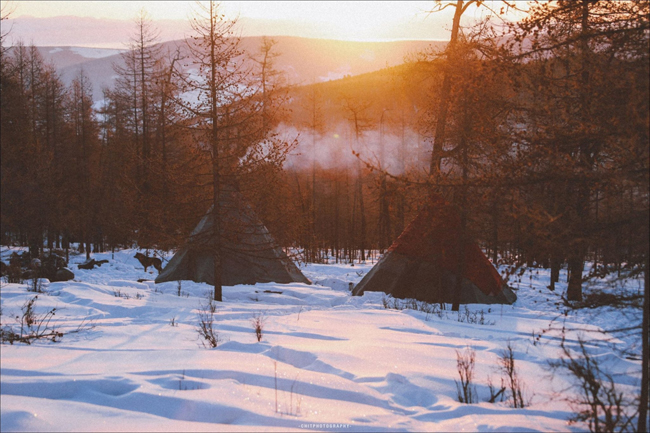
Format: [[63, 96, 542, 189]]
[[0, 34, 204, 260], [1, 1, 648, 303], [0, 6, 292, 273]]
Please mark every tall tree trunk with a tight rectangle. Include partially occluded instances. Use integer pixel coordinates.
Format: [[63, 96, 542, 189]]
[[210, 1, 222, 302], [452, 201, 467, 312], [566, 256, 584, 301], [357, 168, 366, 263], [212, 156, 222, 302], [378, 110, 391, 253], [350, 169, 357, 263], [140, 30, 149, 193], [451, 89, 472, 311], [379, 174, 391, 252], [639, 228, 649, 432], [452, 132, 469, 312], [491, 190, 499, 263], [429, 0, 464, 178], [636, 207, 650, 432], [549, 254, 561, 291], [311, 125, 317, 263], [334, 174, 340, 264], [132, 64, 141, 188], [567, 0, 595, 302]]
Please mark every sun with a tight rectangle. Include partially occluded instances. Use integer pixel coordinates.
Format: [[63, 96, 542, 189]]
[[222, 1, 434, 41]]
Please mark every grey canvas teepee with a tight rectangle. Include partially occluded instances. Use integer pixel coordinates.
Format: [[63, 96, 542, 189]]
[[156, 185, 310, 286]]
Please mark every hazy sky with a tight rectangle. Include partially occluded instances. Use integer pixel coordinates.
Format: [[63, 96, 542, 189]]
[[9, 1, 437, 23], [1, 1, 507, 46]]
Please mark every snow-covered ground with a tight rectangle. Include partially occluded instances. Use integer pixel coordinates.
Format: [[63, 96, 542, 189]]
[[0, 247, 643, 432]]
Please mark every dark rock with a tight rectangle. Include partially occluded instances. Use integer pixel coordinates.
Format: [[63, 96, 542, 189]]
[[32, 252, 70, 281], [78, 259, 109, 270], [78, 260, 95, 270], [42, 252, 67, 269], [10, 252, 31, 268], [53, 268, 75, 282], [5, 260, 23, 283]]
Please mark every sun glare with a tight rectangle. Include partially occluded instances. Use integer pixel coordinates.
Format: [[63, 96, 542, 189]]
[[4, 1, 195, 21], [222, 1, 433, 41], [6, 0, 449, 42]]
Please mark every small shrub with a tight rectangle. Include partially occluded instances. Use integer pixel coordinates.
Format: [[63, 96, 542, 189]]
[[271, 363, 303, 416], [30, 276, 45, 293], [381, 296, 471, 323], [497, 341, 529, 408], [251, 312, 266, 342], [274, 361, 279, 413], [487, 375, 507, 403], [176, 369, 205, 390], [382, 295, 406, 310], [0, 296, 94, 345], [22, 296, 38, 329], [201, 291, 217, 311], [457, 307, 494, 326], [530, 328, 550, 347], [196, 299, 220, 348], [113, 289, 130, 299], [455, 346, 477, 404], [549, 338, 636, 432], [289, 373, 302, 416]]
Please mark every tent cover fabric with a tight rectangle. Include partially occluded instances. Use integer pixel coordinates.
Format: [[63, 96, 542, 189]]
[[156, 186, 310, 286], [352, 195, 516, 305]]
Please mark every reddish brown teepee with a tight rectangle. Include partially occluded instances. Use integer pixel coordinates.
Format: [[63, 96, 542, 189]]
[[352, 194, 516, 304]]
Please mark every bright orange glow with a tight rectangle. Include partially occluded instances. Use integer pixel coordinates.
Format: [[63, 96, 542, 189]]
[[5, 1, 455, 42], [221, 1, 441, 41], [3, 1, 525, 47]]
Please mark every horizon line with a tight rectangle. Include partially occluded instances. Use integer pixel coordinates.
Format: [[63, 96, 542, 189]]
[[7, 35, 450, 50]]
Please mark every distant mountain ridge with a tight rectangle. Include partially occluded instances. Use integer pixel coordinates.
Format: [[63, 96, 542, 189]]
[[21, 36, 445, 101], [38, 46, 127, 68]]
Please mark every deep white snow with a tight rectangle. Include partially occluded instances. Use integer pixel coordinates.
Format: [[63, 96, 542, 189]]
[[0, 247, 643, 432]]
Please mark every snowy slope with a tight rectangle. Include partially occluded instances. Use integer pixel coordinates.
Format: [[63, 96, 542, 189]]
[[0, 248, 643, 432], [67, 47, 126, 59], [35, 46, 125, 70]]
